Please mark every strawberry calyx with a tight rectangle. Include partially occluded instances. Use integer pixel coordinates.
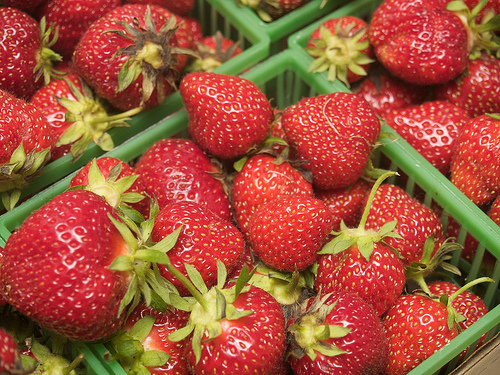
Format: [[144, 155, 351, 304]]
[[318, 171, 403, 261], [104, 7, 199, 107], [24, 337, 84, 375], [0, 144, 51, 211], [287, 294, 351, 361], [35, 17, 65, 84], [305, 23, 374, 87], [55, 77, 143, 161]]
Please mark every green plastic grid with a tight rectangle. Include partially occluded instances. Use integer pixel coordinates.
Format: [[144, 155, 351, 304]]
[[2, 50, 500, 374], [0, 0, 270, 213]]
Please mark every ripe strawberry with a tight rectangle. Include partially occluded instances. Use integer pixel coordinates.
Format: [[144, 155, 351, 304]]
[[287, 292, 389, 375], [231, 153, 313, 239], [248, 195, 333, 272], [0, 89, 55, 210], [434, 53, 500, 118], [134, 138, 233, 221], [315, 177, 372, 231], [151, 201, 245, 296], [236, 0, 309, 22], [0, 328, 23, 375], [110, 303, 190, 374], [73, 4, 197, 111], [281, 91, 380, 190], [305, 16, 374, 87], [29, 70, 140, 161], [1, 0, 47, 11], [185, 31, 243, 73], [384, 100, 471, 175], [180, 72, 274, 159], [0, 190, 130, 341], [0, 7, 61, 100], [368, 0, 494, 85], [36, 0, 122, 59], [450, 114, 500, 205], [314, 172, 406, 317], [125, 0, 195, 16]]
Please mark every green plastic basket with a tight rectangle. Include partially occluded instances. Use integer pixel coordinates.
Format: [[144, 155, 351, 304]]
[[2, 50, 500, 374], [0, 0, 270, 213], [219, 0, 350, 54]]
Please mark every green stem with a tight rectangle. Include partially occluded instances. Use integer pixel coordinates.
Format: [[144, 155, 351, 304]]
[[449, 276, 494, 302], [89, 106, 144, 126]]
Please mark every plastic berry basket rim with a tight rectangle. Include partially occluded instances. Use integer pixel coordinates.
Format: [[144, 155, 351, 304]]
[[1, 50, 500, 375], [0, 0, 270, 213]]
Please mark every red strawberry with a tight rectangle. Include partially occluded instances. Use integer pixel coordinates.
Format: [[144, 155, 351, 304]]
[[384, 100, 471, 175], [231, 153, 313, 239], [305, 16, 374, 87], [180, 72, 274, 159], [124, 0, 195, 16], [36, 0, 122, 59], [287, 292, 389, 375], [314, 172, 406, 317], [315, 177, 372, 231], [151, 201, 245, 296], [281, 91, 380, 190], [0, 190, 130, 341], [0, 328, 23, 375], [248, 195, 334, 272], [134, 138, 233, 221], [1, 0, 47, 11], [0, 89, 55, 210], [0, 7, 61, 100], [73, 4, 197, 111], [110, 303, 191, 374], [450, 114, 500, 205], [434, 53, 500, 118], [236, 0, 309, 22], [368, 0, 480, 85], [185, 31, 243, 73]]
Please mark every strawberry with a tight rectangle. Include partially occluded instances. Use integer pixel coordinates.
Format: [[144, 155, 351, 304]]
[[36, 0, 122, 59], [73, 4, 197, 111], [109, 303, 190, 374], [450, 114, 500, 205], [151, 201, 245, 296], [29, 70, 141, 161], [0, 7, 62, 100], [134, 138, 233, 222], [287, 292, 389, 375], [384, 100, 471, 175], [434, 53, 500, 118], [231, 153, 314, 239], [236, 0, 310, 22], [124, 0, 195, 16], [0, 89, 55, 210], [305, 16, 374, 87], [1, 0, 47, 11], [247, 195, 334, 272], [281, 91, 380, 190], [185, 31, 243, 73], [352, 65, 429, 119], [314, 172, 406, 317], [0, 328, 23, 375], [368, 0, 496, 85], [315, 177, 372, 231], [0, 190, 130, 341], [180, 72, 274, 159]]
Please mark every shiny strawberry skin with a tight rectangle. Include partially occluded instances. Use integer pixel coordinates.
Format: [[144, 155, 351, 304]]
[[36, 0, 122, 59], [0, 328, 23, 374], [383, 294, 459, 375], [134, 138, 233, 222], [180, 72, 274, 159], [281, 92, 380, 190], [450, 114, 500, 205], [368, 0, 470, 85], [0, 8, 44, 100], [385, 100, 471, 175], [435, 53, 500, 118], [152, 201, 245, 296], [124, 0, 195, 16], [184, 286, 287, 375], [232, 154, 313, 239], [0, 190, 130, 341], [248, 195, 333, 272]]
